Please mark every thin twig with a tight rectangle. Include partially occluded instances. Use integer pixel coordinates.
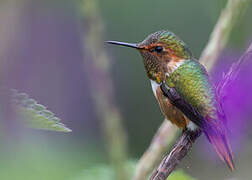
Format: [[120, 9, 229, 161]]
[[150, 130, 202, 180], [134, 0, 251, 179], [80, 0, 129, 179]]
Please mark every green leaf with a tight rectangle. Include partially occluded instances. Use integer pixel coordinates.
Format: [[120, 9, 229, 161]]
[[167, 170, 196, 180], [11, 89, 72, 133]]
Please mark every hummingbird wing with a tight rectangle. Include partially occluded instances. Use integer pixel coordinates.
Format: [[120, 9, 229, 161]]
[[163, 59, 220, 127], [160, 59, 234, 171], [160, 83, 205, 128], [160, 82, 234, 171]]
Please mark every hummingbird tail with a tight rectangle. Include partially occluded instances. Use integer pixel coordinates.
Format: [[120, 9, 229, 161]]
[[205, 129, 235, 171]]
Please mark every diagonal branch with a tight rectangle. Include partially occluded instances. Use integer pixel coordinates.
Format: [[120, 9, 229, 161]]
[[150, 130, 202, 180], [134, 0, 251, 180], [200, 0, 251, 70]]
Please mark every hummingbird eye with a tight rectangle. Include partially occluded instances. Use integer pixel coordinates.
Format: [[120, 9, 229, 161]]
[[154, 46, 163, 53]]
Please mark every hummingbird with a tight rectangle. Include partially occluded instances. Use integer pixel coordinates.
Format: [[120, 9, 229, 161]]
[[107, 30, 234, 171]]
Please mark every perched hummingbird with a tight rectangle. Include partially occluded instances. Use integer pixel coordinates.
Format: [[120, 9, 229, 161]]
[[107, 30, 234, 171]]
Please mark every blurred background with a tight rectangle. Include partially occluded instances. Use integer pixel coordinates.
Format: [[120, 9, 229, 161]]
[[0, 0, 252, 179]]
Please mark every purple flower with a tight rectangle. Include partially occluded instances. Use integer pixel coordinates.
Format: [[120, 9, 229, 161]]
[[202, 46, 252, 156]]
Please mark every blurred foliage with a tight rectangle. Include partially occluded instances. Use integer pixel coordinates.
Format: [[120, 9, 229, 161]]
[[72, 160, 195, 180], [0, 140, 195, 180], [72, 161, 136, 180], [167, 170, 196, 180], [11, 89, 71, 132], [0, 142, 104, 180]]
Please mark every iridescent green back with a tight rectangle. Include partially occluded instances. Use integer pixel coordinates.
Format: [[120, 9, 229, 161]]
[[166, 59, 217, 118]]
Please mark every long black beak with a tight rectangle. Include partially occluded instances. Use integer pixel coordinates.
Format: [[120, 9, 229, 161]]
[[106, 41, 139, 49]]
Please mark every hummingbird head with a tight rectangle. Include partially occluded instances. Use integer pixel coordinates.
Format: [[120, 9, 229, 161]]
[[107, 30, 192, 83]]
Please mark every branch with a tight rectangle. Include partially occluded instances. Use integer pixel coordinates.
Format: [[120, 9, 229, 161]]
[[134, 0, 251, 179], [150, 130, 202, 180], [200, 0, 251, 70]]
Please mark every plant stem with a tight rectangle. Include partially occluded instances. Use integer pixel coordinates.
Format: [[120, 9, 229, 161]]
[[80, 0, 129, 179]]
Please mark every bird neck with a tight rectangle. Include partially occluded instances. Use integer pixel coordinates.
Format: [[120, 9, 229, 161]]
[[144, 57, 187, 84], [166, 58, 187, 76]]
